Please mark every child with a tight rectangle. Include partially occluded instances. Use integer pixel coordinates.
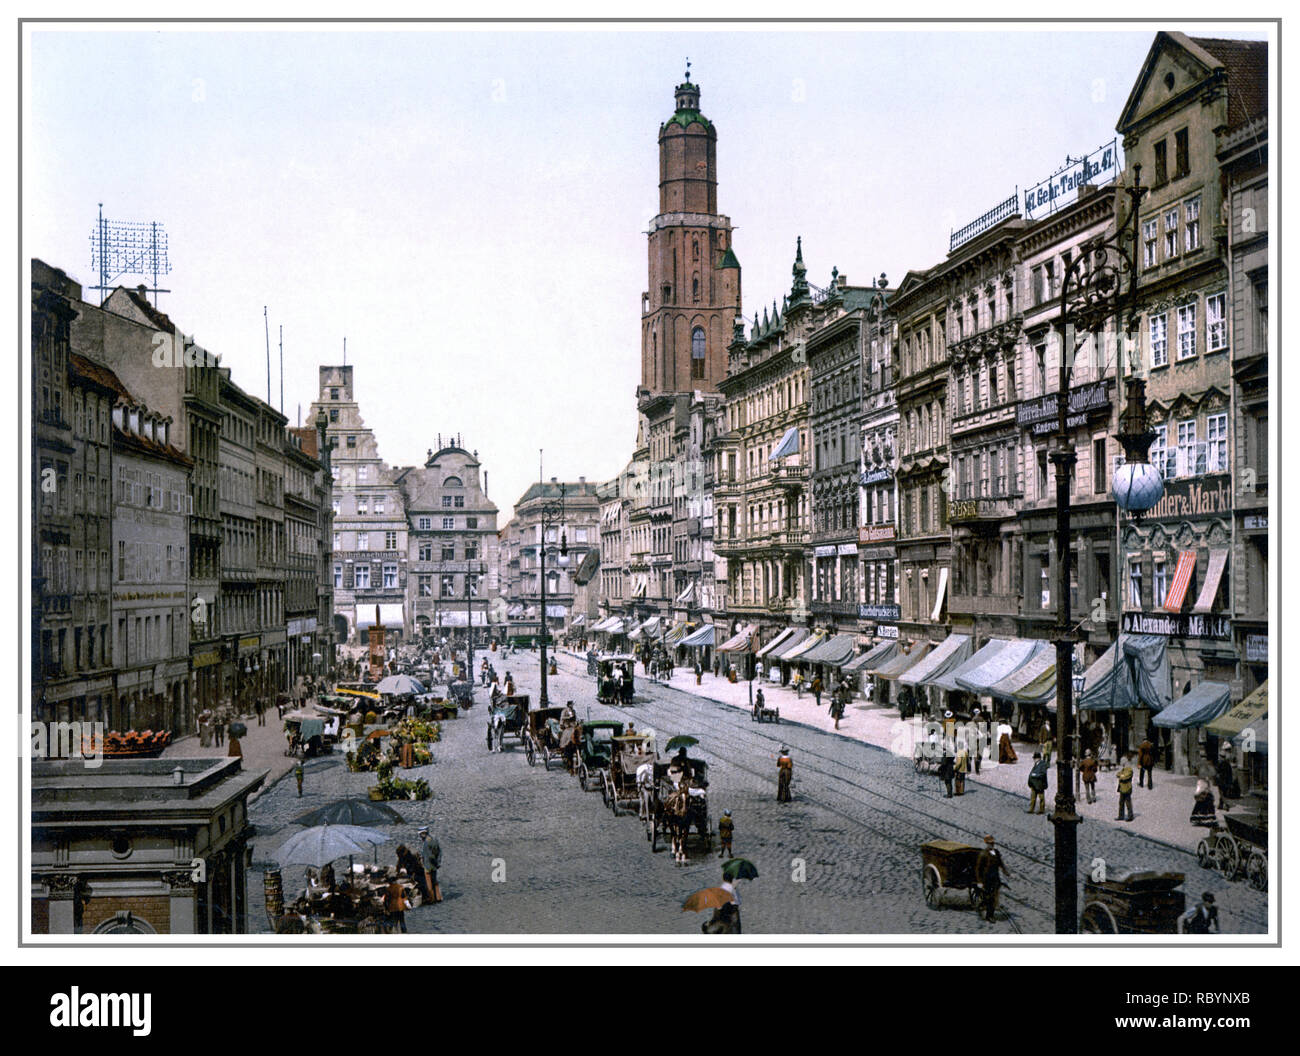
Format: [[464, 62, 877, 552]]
[[718, 810, 734, 859]]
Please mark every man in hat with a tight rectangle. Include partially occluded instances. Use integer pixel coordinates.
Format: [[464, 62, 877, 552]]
[[1182, 891, 1220, 934], [776, 748, 793, 802], [974, 835, 1012, 922], [718, 810, 734, 859], [1026, 752, 1049, 814], [1116, 753, 1135, 821], [418, 826, 443, 904]]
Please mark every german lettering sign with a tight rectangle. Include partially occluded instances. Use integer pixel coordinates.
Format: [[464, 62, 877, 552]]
[[1016, 379, 1110, 434], [1148, 474, 1231, 520], [859, 603, 901, 621], [1120, 611, 1231, 641], [1023, 140, 1119, 218], [861, 466, 893, 485], [859, 523, 897, 543]]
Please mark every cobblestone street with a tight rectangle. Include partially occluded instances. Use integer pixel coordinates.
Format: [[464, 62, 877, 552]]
[[246, 647, 1269, 935]]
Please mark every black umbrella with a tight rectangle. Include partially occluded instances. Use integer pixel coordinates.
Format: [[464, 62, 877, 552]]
[[291, 798, 404, 827], [228, 721, 248, 738]]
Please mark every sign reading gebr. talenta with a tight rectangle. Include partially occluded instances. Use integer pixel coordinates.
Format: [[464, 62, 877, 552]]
[[1023, 140, 1119, 218]]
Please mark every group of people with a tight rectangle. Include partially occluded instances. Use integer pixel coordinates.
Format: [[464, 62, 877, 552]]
[[387, 826, 443, 933]]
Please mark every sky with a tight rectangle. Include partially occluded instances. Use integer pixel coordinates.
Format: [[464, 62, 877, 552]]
[[24, 21, 1270, 519]]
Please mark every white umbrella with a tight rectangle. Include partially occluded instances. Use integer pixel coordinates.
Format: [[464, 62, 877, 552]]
[[273, 824, 393, 868], [376, 674, 426, 696]]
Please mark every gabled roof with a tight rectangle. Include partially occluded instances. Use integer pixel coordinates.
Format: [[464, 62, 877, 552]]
[[69, 352, 133, 401], [1117, 32, 1265, 135]]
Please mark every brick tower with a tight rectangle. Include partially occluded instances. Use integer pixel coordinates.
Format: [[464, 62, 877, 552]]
[[641, 65, 741, 394]]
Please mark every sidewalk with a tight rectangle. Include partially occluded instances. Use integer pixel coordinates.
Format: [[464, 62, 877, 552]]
[[559, 649, 1205, 854], [162, 711, 298, 800]]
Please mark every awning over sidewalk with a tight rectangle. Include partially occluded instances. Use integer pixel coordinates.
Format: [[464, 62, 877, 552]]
[[756, 627, 797, 659], [437, 611, 488, 627], [924, 639, 1005, 692], [680, 624, 716, 648], [716, 624, 756, 652], [874, 642, 932, 680], [799, 633, 858, 667], [593, 617, 626, 635], [629, 616, 662, 641], [1152, 681, 1232, 730], [955, 638, 1046, 696], [989, 644, 1059, 705], [1206, 681, 1268, 754], [663, 622, 688, 645], [842, 640, 899, 673], [356, 603, 405, 629], [781, 631, 827, 663], [768, 628, 811, 661], [898, 633, 971, 687]]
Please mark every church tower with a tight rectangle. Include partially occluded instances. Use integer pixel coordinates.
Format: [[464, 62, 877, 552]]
[[641, 65, 741, 394]]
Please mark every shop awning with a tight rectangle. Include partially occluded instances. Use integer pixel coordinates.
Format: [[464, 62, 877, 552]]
[[930, 567, 949, 622], [899, 633, 971, 687], [781, 631, 827, 663], [507, 604, 524, 618], [589, 616, 613, 632], [768, 628, 811, 661], [629, 616, 661, 641], [681, 624, 716, 648], [663, 622, 688, 645], [716, 624, 756, 652], [842, 640, 898, 673], [799, 633, 858, 667], [675, 581, 696, 605], [595, 617, 626, 635], [356, 603, 405, 629], [756, 627, 797, 659], [954, 638, 1046, 696], [571, 614, 586, 627], [874, 642, 932, 679], [1162, 549, 1197, 612], [989, 644, 1059, 705], [437, 611, 488, 627], [769, 426, 800, 460], [1192, 548, 1228, 613], [1152, 681, 1232, 730], [545, 605, 567, 619], [1077, 640, 1133, 712], [1206, 681, 1267, 753], [1123, 634, 1172, 712], [924, 639, 1004, 692]]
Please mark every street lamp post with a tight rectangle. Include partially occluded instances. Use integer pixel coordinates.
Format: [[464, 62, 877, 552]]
[[1054, 165, 1156, 933], [535, 484, 567, 707]]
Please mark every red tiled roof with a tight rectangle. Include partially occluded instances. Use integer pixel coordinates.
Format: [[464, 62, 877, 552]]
[[1192, 36, 1268, 128], [69, 352, 133, 400], [288, 426, 319, 457]]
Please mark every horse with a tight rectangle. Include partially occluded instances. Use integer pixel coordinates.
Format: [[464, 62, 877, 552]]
[[661, 777, 693, 864]]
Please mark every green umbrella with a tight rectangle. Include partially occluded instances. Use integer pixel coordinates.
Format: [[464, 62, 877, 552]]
[[665, 735, 699, 752], [722, 857, 759, 882]]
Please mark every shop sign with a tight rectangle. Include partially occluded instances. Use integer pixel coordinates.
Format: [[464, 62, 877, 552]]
[[1243, 514, 1267, 530], [877, 624, 900, 639], [1023, 140, 1119, 218], [1016, 380, 1110, 434], [860, 523, 896, 543], [1148, 474, 1231, 520], [861, 466, 893, 485], [859, 603, 901, 621], [837, 543, 858, 556], [814, 545, 838, 558], [1245, 634, 1268, 663], [1120, 611, 1231, 641], [192, 649, 222, 668]]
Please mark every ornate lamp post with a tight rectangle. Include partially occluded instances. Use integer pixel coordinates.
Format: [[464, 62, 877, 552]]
[[1053, 165, 1160, 932], [536, 484, 567, 706]]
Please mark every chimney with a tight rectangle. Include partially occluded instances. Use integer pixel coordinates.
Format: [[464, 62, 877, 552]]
[[579, 476, 586, 484]]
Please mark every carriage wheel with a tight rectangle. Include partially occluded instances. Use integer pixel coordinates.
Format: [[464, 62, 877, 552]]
[[525, 738, 536, 766], [1080, 903, 1117, 934], [922, 865, 941, 909], [542, 747, 551, 771], [914, 754, 923, 773], [1216, 836, 1241, 879], [578, 763, 588, 791], [1247, 851, 1267, 892], [600, 775, 611, 808], [1196, 839, 1214, 870]]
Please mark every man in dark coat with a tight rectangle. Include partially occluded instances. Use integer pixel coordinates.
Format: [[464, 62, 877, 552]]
[[1182, 891, 1220, 934], [1026, 752, 1049, 814], [975, 835, 1011, 922], [1137, 738, 1156, 789], [938, 750, 955, 798]]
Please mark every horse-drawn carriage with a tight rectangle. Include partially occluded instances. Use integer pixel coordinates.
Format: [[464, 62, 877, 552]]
[[524, 706, 568, 769], [1197, 805, 1267, 891], [603, 733, 657, 815], [449, 679, 475, 711], [574, 719, 624, 791], [642, 754, 711, 861], [486, 694, 530, 753], [1080, 869, 1187, 934], [596, 655, 636, 705]]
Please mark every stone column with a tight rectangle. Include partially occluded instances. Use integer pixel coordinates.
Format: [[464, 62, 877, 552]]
[[166, 868, 197, 934], [44, 873, 80, 934]]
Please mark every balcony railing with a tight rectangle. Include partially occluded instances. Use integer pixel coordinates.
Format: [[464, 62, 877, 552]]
[[768, 464, 809, 488], [777, 529, 810, 548]]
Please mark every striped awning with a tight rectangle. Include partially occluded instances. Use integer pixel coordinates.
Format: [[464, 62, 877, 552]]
[[768, 628, 811, 661], [1162, 549, 1197, 612], [842, 640, 898, 673], [898, 633, 971, 687], [1152, 680, 1232, 730], [1192, 548, 1228, 613], [874, 642, 932, 680], [781, 631, 827, 663], [681, 624, 716, 647], [663, 622, 688, 645], [717, 624, 756, 652], [571, 614, 586, 627], [756, 627, 797, 659], [989, 643, 1058, 704], [1205, 681, 1267, 752], [955, 638, 1046, 695], [926, 639, 1008, 692], [629, 616, 661, 641], [798, 633, 858, 667]]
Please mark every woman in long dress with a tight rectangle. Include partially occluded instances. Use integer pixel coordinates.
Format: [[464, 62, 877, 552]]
[[1190, 775, 1217, 826], [997, 720, 1018, 764]]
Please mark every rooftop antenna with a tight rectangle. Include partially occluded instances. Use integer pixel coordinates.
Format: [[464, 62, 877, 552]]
[[343, 336, 347, 366], [88, 203, 172, 307], [263, 306, 271, 404], [279, 324, 284, 414]]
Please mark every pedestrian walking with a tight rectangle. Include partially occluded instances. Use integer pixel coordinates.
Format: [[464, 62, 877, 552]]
[[997, 719, 1017, 764], [1026, 752, 1049, 814], [383, 877, 410, 933], [811, 674, 823, 708], [1137, 738, 1156, 789], [1116, 754, 1135, 821], [793, 670, 804, 697], [294, 762, 304, 798], [830, 688, 846, 730], [975, 835, 1012, 922], [227, 734, 243, 760], [1037, 719, 1054, 765], [418, 826, 443, 904], [970, 711, 986, 774], [694, 660, 703, 686], [255, 697, 266, 726], [1181, 891, 1219, 934], [753, 687, 765, 721], [1215, 755, 1239, 810], [1080, 749, 1099, 804], [718, 810, 734, 859], [776, 747, 793, 803], [953, 741, 970, 796], [938, 750, 955, 798]]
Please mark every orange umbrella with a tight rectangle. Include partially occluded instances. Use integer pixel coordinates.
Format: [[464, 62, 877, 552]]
[[681, 886, 737, 912]]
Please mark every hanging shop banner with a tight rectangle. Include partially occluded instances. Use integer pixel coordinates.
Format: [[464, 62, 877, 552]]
[[1016, 380, 1111, 435], [1023, 140, 1120, 218], [861, 466, 893, 485], [1120, 611, 1231, 641], [860, 524, 897, 543], [859, 603, 901, 622], [876, 625, 900, 639], [1148, 475, 1231, 521]]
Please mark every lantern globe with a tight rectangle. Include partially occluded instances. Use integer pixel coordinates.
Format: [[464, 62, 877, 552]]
[[1112, 461, 1164, 513]]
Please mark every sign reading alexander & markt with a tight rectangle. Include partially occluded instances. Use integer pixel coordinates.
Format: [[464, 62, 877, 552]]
[[1148, 474, 1231, 521], [1016, 380, 1110, 436], [1121, 611, 1231, 641], [859, 603, 901, 621]]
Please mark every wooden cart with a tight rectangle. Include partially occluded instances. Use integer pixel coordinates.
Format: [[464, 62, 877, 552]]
[[1196, 808, 1267, 891], [1080, 869, 1186, 934], [920, 840, 983, 910]]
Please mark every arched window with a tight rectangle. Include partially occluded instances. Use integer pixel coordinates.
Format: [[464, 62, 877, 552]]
[[691, 327, 706, 380]]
